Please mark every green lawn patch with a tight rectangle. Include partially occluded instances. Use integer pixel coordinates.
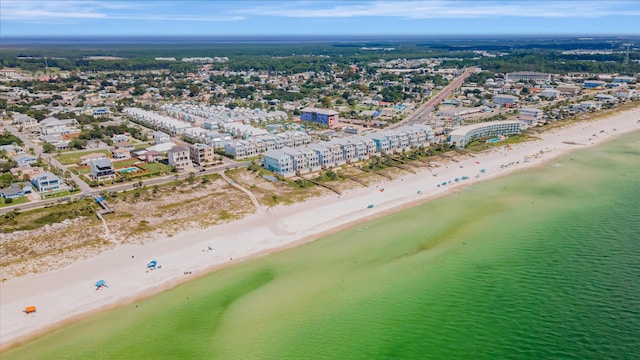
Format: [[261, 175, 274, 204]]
[[0, 196, 29, 207]]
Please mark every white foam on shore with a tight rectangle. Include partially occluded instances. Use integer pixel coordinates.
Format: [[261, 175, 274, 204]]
[[1, 109, 639, 350]]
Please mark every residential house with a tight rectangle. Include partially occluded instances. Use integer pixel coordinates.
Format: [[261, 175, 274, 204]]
[[144, 150, 161, 163], [9, 165, 38, 180], [114, 141, 135, 151], [112, 147, 132, 160], [41, 134, 70, 151], [89, 158, 116, 182], [79, 152, 108, 165], [31, 172, 62, 192], [167, 145, 192, 171], [0, 182, 33, 199], [595, 94, 616, 103], [12, 153, 37, 167], [12, 113, 39, 132], [154, 131, 171, 144], [519, 108, 545, 125], [39, 117, 71, 136], [540, 89, 561, 99]]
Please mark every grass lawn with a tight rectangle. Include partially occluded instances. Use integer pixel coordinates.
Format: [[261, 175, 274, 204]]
[[138, 162, 171, 175], [112, 158, 140, 168], [55, 149, 112, 165], [40, 190, 71, 200], [0, 196, 29, 208]]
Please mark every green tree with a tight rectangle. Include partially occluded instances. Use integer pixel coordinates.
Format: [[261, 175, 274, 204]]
[[42, 142, 56, 153]]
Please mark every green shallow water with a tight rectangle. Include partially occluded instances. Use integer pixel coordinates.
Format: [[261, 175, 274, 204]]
[[4, 131, 640, 359]]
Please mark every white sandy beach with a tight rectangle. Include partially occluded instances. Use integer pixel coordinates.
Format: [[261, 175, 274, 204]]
[[1, 109, 639, 350]]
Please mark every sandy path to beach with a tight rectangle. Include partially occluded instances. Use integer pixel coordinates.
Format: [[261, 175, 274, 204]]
[[1, 109, 639, 350]]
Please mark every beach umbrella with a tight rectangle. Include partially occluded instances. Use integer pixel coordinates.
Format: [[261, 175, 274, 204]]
[[147, 260, 157, 269], [95, 280, 106, 287]]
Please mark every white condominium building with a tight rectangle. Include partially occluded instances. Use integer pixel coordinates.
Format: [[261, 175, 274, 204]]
[[449, 121, 521, 148]]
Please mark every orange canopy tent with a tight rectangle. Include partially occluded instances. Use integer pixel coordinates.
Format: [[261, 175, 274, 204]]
[[25, 306, 36, 314]]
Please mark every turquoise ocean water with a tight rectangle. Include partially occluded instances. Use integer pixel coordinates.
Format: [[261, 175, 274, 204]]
[[3, 131, 640, 359]]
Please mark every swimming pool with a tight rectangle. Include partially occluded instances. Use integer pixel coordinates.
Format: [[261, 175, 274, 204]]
[[487, 137, 501, 143], [118, 167, 139, 174]]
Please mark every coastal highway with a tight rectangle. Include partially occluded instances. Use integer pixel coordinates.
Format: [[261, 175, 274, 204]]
[[0, 162, 249, 215], [390, 66, 475, 129]]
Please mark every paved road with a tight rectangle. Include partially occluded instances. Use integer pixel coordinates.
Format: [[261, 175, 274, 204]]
[[390, 67, 475, 129]]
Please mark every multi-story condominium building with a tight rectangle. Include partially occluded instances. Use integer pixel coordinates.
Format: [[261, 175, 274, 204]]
[[251, 139, 268, 154], [353, 136, 378, 156], [168, 145, 192, 171], [298, 146, 322, 173], [89, 158, 116, 182], [31, 172, 62, 192], [326, 141, 345, 167], [276, 133, 295, 148], [281, 146, 308, 172], [366, 133, 392, 153], [345, 137, 369, 161], [189, 143, 215, 165], [300, 107, 339, 127], [540, 88, 561, 98], [583, 80, 607, 89], [224, 140, 258, 159], [308, 143, 333, 168], [519, 108, 545, 125], [448, 120, 521, 148], [505, 72, 551, 84], [493, 94, 519, 106], [263, 149, 294, 177], [330, 138, 356, 162]]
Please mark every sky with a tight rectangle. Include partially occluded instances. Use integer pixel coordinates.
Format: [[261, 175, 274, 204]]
[[1, 0, 639, 38]]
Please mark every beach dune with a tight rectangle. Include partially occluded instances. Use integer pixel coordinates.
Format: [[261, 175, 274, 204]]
[[1, 109, 639, 350]]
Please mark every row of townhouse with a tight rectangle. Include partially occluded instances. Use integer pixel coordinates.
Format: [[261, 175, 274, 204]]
[[224, 131, 312, 159], [263, 124, 434, 177]]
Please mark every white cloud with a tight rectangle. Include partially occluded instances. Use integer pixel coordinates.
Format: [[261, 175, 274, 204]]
[[238, 0, 640, 19], [0, 0, 244, 22]]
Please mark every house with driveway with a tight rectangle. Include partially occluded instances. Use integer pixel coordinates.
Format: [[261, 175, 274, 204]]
[[12, 153, 37, 166], [1, 182, 33, 199], [30, 172, 63, 192], [90, 158, 116, 182]]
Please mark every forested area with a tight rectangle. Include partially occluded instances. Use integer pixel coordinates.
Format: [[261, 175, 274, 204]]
[[1, 37, 638, 75]]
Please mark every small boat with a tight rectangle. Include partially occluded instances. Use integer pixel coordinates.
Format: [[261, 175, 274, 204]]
[[367, 204, 374, 209]]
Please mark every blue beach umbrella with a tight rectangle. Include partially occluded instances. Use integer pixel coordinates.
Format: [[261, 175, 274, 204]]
[[147, 260, 157, 269], [95, 280, 106, 287]]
